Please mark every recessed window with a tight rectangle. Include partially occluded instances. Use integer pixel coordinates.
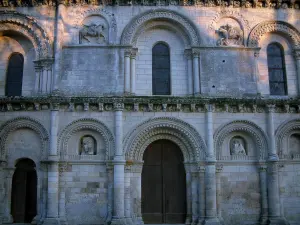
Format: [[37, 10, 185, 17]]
[[267, 43, 287, 96], [152, 43, 170, 95], [5, 53, 24, 96]]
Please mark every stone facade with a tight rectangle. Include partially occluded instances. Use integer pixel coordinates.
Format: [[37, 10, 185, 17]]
[[0, 1, 300, 225]]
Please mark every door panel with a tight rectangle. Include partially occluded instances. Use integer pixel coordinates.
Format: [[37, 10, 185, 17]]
[[142, 140, 186, 224]]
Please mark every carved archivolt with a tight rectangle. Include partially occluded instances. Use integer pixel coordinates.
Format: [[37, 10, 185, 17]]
[[123, 117, 206, 162], [0, 11, 52, 59], [275, 119, 300, 158], [248, 21, 300, 48], [120, 9, 201, 47], [214, 120, 268, 160], [58, 118, 115, 160], [0, 117, 49, 161]]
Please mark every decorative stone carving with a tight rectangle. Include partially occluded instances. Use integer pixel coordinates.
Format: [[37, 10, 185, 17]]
[[120, 9, 201, 46], [123, 117, 206, 162], [0, 117, 49, 161], [214, 120, 268, 160], [0, 11, 51, 59], [248, 21, 300, 48], [216, 24, 243, 46], [230, 137, 247, 155], [79, 23, 107, 44], [58, 118, 115, 160], [80, 135, 96, 155]]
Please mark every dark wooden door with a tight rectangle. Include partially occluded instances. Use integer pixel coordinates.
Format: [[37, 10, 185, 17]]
[[11, 159, 37, 223], [142, 140, 186, 224]]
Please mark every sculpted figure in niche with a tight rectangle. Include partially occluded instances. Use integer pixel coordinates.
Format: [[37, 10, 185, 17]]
[[230, 138, 246, 155], [80, 136, 96, 155], [216, 24, 243, 46], [79, 23, 106, 44]]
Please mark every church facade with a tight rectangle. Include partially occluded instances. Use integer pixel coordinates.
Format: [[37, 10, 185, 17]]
[[0, 0, 300, 225]]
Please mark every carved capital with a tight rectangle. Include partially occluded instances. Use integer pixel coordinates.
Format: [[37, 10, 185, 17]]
[[130, 48, 138, 58], [266, 104, 276, 113], [205, 103, 215, 112], [51, 103, 60, 111], [254, 50, 260, 58], [68, 103, 75, 112], [34, 103, 40, 111], [294, 49, 300, 60], [84, 103, 89, 111], [259, 164, 267, 172], [216, 164, 223, 173], [98, 103, 104, 112], [184, 49, 193, 59], [192, 48, 200, 58], [134, 103, 139, 112], [113, 102, 124, 111]]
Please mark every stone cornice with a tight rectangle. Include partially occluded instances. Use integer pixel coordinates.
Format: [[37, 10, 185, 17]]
[[0, 96, 300, 113], [0, 0, 299, 9]]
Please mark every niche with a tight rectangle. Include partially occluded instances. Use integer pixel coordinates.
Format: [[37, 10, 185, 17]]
[[230, 136, 247, 156], [79, 135, 97, 155]]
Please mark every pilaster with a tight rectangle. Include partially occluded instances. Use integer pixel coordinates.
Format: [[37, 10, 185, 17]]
[[184, 163, 192, 225], [192, 48, 200, 95]]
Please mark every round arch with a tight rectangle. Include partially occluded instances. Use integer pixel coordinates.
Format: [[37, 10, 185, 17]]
[[247, 21, 300, 49], [214, 120, 269, 160], [123, 117, 206, 162], [120, 9, 201, 47], [58, 118, 115, 160], [0, 117, 49, 161], [0, 11, 52, 59], [275, 119, 300, 158]]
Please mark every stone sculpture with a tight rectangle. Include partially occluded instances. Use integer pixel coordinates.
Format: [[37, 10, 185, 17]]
[[216, 24, 243, 46], [79, 23, 106, 44], [80, 136, 96, 155], [230, 138, 246, 155]]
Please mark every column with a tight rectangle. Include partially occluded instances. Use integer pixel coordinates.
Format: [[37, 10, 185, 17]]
[[293, 50, 300, 95], [124, 165, 133, 225], [259, 164, 268, 225], [254, 50, 261, 95], [191, 166, 199, 225], [266, 104, 279, 161], [2, 167, 14, 223], [44, 103, 60, 225], [184, 163, 192, 225], [197, 165, 205, 225], [185, 49, 193, 95], [106, 164, 114, 223], [131, 163, 143, 224], [111, 103, 126, 225], [130, 49, 138, 95], [204, 104, 220, 225], [34, 61, 42, 94], [216, 165, 223, 223], [124, 50, 131, 94], [192, 49, 200, 95]]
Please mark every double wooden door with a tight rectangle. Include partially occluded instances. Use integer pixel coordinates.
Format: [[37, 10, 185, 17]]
[[11, 159, 37, 223], [142, 140, 186, 224]]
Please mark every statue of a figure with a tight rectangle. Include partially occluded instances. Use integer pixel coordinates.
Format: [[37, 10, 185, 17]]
[[79, 23, 106, 44], [231, 138, 246, 155], [216, 24, 243, 46], [80, 136, 96, 155]]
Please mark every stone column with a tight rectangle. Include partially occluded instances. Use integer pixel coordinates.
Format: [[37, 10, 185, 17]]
[[197, 165, 205, 225], [130, 49, 138, 95], [125, 165, 133, 225], [44, 103, 60, 225], [254, 50, 261, 95], [204, 104, 220, 225], [131, 163, 143, 224], [111, 103, 126, 225], [124, 50, 131, 94], [106, 164, 114, 224], [259, 164, 268, 225], [185, 49, 193, 95], [191, 166, 199, 225], [293, 50, 300, 95], [266, 104, 279, 161], [34, 61, 43, 93], [184, 163, 192, 225], [2, 167, 14, 223], [216, 165, 224, 224], [192, 49, 200, 95]]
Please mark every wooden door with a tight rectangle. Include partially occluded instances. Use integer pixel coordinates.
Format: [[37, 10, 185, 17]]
[[11, 159, 37, 223], [142, 140, 186, 224]]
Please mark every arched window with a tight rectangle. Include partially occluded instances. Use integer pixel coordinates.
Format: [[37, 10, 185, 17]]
[[152, 43, 170, 95], [6, 53, 24, 96], [267, 43, 287, 96]]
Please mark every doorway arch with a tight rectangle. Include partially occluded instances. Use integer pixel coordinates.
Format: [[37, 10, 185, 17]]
[[142, 140, 186, 224], [11, 158, 37, 223]]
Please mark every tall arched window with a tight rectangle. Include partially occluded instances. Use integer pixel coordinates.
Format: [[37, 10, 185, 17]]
[[267, 43, 287, 96], [152, 43, 170, 95], [6, 53, 24, 96]]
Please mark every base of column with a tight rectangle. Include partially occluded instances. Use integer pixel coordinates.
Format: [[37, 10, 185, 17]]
[[259, 216, 268, 225], [268, 217, 289, 225], [185, 214, 192, 224], [111, 217, 127, 225], [203, 217, 221, 225], [133, 216, 144, 225], [42, 218, 61, 225], [2, 214, 13, 224], [125, 217, 133, 225]]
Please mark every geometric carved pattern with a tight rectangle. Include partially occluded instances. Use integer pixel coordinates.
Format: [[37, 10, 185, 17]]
[[123, 117, 206, 162], [248, 21, 300, 48], [120, 9, 201, 46], [214, 120, 268, 160], [0, 117, 49, 161], [0, 11, 52, 59], [58, 118, 115, 160], [275, 119, 300, 158]]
